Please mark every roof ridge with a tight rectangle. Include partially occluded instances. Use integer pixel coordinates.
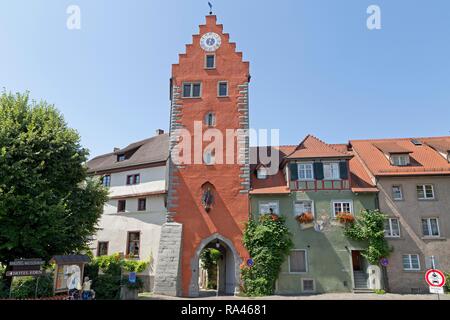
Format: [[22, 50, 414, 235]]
[[351, 135, 450, 143], [308, 134, 350, 155]]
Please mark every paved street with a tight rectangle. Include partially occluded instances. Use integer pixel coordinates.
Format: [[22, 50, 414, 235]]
[[139, 292, 450, 301]]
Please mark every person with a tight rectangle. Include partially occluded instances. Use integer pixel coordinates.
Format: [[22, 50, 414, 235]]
[[81, 276, 95, 300]]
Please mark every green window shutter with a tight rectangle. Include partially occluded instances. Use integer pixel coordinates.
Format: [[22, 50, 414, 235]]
[[289, 163, 298, 181], [314, 163, 324, 180], [339, 161, 349, 180]]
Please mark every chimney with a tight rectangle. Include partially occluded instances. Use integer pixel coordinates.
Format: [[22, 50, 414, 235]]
[[155, 129, 165, 136], [113, 147, 120, 152]]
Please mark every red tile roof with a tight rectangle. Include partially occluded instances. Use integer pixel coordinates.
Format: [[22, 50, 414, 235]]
[[351, 136, 450, 176], [250, 136, 378, 194], [373, 142, 413, 154], [285, 135, 351, 160]]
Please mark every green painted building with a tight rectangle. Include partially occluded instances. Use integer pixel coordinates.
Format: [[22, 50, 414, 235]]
[[250, 135, 382, 294]]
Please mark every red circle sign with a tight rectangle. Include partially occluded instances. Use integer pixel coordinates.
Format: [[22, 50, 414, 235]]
[[425, 269, 446, 287]]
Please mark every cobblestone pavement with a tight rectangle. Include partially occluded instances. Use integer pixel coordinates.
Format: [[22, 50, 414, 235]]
[[139, 292, 450, 300]]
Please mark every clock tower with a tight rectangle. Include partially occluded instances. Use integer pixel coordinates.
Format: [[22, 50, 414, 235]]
[[153, 15, 250, 297]]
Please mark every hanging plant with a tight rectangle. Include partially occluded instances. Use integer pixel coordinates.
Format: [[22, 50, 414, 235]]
[[295, 212, 314, 224], [336, 212, 355, 224]]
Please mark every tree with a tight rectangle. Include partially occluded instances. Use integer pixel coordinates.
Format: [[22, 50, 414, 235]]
[[0, 91, 108, 289]]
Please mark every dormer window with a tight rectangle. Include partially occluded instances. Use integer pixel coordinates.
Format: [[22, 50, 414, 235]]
[[391, 154, 410, 166], [257, 167, 268, 180], [447, 152, 450, 163], [117, 154, 126, 162]]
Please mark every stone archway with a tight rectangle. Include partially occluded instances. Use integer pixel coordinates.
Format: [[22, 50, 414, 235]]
[[188, 233, 242, 297]]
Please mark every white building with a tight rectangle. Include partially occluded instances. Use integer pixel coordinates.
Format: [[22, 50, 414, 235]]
[[87, 130, 168, 291]]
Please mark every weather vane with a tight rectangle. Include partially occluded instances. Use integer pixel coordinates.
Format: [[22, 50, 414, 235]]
[[208, 2, 213, 15]]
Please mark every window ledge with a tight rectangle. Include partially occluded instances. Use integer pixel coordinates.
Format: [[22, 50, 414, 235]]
[[421, 236, 446, 241], [403, 270, 422, 273], [385, 236, 403, 240]]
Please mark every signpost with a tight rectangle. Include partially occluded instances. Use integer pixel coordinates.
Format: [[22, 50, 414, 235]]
[[6, 259, 45, 299], [380, 258, 389, 267], [425, 256, 446, 300], [246, 258, 254, 268]]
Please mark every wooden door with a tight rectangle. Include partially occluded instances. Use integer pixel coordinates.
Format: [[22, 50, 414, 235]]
[[352, 251, 362, 271]]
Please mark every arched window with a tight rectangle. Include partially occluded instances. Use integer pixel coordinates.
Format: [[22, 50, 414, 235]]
[[204, 112, 216, 127]]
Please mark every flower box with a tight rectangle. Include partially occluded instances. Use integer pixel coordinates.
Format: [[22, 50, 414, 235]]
[[335, 212, 355, 224], [295, 212, 315, 224]]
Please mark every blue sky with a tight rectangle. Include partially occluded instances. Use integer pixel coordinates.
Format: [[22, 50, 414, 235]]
[[1, 0, 450, 158]]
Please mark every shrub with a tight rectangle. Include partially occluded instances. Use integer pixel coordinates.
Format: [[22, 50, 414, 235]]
[[9, 274, 54, 299], [94, 274, 121, 300], [375, 289, 386, 295], [445, 273, 450, 294], [344, 210, 392, 264], [241, 215, 293, 296]]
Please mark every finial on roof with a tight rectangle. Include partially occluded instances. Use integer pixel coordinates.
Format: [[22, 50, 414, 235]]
[[208, 1, 213, 15]]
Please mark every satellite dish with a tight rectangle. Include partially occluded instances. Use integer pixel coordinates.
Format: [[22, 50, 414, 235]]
[[65, 265, 81, 290]]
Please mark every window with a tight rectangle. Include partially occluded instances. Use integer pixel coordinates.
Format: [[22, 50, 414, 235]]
[[302, 279, 315, 292], [257, 167, 268, 180], [294, 201, 314, 216], [417, 184, 435, 200], [218, 81, 228, 97], [205, 112, 216, 127], [259, 201, 279, 215], [289, 250, 307, 273], [403, 254, 420, 271], [126, 174, 140, 185], [422, 218, 440, 237], [332, 201, 353, 217], [97, 242, 108, 257], [298, 163, 314, 180], [183, 82, 201, 98], [384, 218, 400, 238], [118, 200, 126, 213], [117, 154, 126, 162], [102, 175, 111, 187], [391, 154, 410, 166], [138, 198, 147, 211], [205, 54, 215, 69], [127, 232, 140, 258], [204, 150, 216, 165], [392, 185, 403, 200], [323, 162, 340, 180]]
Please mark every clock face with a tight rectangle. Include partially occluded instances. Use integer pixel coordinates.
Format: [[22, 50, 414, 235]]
[[200, 32, 222, 52]]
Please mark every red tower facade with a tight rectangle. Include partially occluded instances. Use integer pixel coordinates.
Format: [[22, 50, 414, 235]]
[[154, 15, 251, 297]]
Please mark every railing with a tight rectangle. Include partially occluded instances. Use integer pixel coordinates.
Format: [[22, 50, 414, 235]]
[[292, 179, 351, 191]]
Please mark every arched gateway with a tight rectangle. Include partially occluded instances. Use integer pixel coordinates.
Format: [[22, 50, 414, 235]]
[[190, 234, 242, 297], [153, 14, 251, 297]]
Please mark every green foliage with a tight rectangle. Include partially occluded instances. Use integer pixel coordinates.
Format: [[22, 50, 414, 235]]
[[9, 274, 54, 299], [241, 215, 293, 296], [445, 273, 450, 293], [344, 210, 392, 264], [122, 259, 149, 273], [84, 254, 151, 299], [94, 274, 121, 300], [0, 91, 108, 271], [200, 248, 221, 290], [375, 289, 386, 295]]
